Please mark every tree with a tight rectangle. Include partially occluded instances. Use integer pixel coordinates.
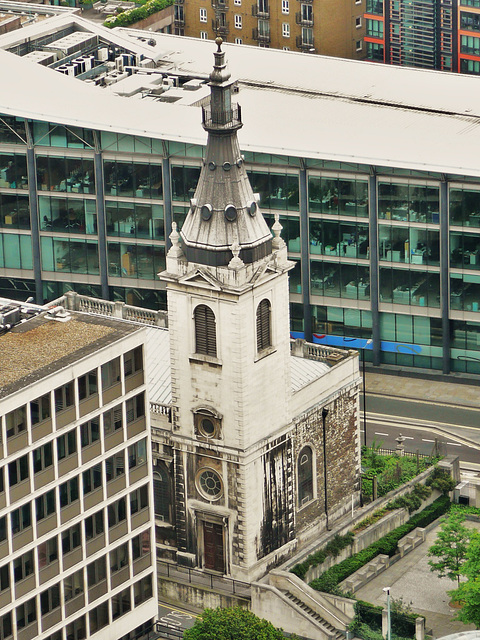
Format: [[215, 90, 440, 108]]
[[449, 529, 480, 628], [182, 606, 296, 640], [427, 511, 470, 586]]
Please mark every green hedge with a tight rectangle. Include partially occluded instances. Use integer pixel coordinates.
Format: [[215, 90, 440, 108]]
[[290, 532, 354, 580], [309, 495, 450, 594], [104, 0, 174, 28]]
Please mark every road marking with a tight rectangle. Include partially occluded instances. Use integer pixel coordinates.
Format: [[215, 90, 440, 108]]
[[375, 432, 389, 436], [422, 438, 435, 442], [404, 436, 414, 440], [447, 442, 462, 447]]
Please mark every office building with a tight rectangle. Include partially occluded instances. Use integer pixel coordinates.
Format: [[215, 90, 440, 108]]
[[0, 14, 479, 376], [0, 297, 157, 640], [364, 0, 480, 75], [173, 0, 366, 57]]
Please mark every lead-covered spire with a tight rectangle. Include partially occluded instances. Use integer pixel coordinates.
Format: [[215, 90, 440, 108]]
[[180, 38, 272, 267]]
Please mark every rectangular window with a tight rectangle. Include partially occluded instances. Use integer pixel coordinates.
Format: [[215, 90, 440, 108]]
[[282, 22, 290, 37], [30, 394, 51, 425], [108, 497, 127, 528], [103, 404, 123, 436], [101, 357, 120, 391], [85, 510, 104, 541], [80, 418, 100, 448], [282, 0, 289, 13], [356, 16, 362, 27], [64, 569, 84, 601], [110, 542, 129, 573], [87, 556, 106, 587], [130, 485, 149, 514], [200, 7, 207, 21], [40, 583, 61, 616], [13, 551, 34, 583], [57, 429, 77, 460], [133, 575, 152, 606], [78, 369, 97, 401], [200, 31, 208, 39], [8, 454, 28, 486], [0, 613, 11, 640], [54, 381, 75, 413], [89, 602, 109, 634], [5, 406, 26, 439], [124, 346, 143, 378], [35, 489, 55, 521], [132, 530, 150, 561], [126, 393, 145, 424], [38, 536, 58, 568], [235, 37, 243, 44], [62, 523, 81, 555], [128, 438, 147, 469], [356, 40, 363, 51], [16, 597, 36, 630], [33, 442, 53, 474], [106, 451, 125, 481], [66, 616, 86, 640], [112, 587, 131, 621], [234, 14, 242, 28], [83, 464, 102, 495], [11, 503, 31, 535], [366, 18, 383, 38], [0, 564, 9, 591], [234, 0, 241, 5], [59, 476, 79, 508], [0, 517, 6, 543]]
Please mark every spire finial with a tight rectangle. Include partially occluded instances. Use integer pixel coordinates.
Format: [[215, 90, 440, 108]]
[[167, 221, 185, 259], [216, 36, 223, 51], [272, 213, 286, 250], [228, 242, 244, 270], [210, 37, 231, 84]]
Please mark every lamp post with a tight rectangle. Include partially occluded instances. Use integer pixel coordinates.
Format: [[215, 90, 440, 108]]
[[322, 407, 330, 531], [383, 587, 391, 640]]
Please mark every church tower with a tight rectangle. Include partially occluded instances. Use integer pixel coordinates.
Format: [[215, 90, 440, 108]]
[[160, 38, 296, 581]]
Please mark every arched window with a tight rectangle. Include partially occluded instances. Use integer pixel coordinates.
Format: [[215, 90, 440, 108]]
[[153, 463, 171, 522], [256, 299, 271, 352], [298, 446, 313, 506], [194, 305, 217, 357]]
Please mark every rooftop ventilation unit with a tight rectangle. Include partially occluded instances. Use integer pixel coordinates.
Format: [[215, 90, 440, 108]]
[[0, 305, 20, 327], [45, 33, 99, 57]]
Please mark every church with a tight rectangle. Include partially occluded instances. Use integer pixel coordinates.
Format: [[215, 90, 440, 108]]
[[152, 38, 362, 584]]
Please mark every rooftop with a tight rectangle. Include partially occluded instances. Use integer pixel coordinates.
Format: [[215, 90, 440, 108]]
[[0, 304, 141, 399], [0, 17, 478, 176]]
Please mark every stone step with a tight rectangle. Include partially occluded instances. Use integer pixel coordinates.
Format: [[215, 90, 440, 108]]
[[284, 591, 343, 639]]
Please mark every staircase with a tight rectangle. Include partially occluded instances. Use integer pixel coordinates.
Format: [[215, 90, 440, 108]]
[[284, 592, 345, 640], [251, 570, 354, 640]]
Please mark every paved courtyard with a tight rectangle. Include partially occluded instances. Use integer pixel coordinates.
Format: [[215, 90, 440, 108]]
[[355, 520, 480, 639]]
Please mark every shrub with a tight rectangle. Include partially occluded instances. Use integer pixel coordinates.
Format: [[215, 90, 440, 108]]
[[309, 496, 450, 594], [104, 0, 174, 28], [426, 468, 456, 495], [290, 532, 354, 580]]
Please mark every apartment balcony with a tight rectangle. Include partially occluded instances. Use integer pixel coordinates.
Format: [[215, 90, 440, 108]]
[[212, 0, 229, 10], [252, 27, 271, 42], [212, 19, 229, 34], [295, 11, 313, 26], [296, 35, 314, 51], [252, 5, 269, 18], [174, 17, 185, 26]]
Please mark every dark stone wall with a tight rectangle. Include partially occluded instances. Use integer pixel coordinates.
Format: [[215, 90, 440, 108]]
[[294, 387, 359, 534]]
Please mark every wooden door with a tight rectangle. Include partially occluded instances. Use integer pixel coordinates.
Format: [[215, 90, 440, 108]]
[[203, 522, 224, 573]]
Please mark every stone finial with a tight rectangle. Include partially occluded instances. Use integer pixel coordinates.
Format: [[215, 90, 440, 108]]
[[167, 222, 185, 259], [228, 241, 244, 270], [271, 212, 286, 250]]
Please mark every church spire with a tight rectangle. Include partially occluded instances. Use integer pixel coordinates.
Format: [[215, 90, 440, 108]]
[[180, 38, 272, 267]]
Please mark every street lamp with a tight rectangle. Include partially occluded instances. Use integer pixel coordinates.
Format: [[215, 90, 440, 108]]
[[383, 587, 391, 640]]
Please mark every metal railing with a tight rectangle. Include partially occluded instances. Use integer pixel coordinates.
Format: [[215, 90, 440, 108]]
[[157, 559, 251, 598]]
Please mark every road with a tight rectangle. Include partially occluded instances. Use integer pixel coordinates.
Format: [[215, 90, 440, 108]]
[[361, 394, 480, 471], [156, 604, 198, 638]]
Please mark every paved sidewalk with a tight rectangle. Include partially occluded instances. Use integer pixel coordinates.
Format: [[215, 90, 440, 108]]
[[365, 370, 480, 410], [355, 520, 480, 639]]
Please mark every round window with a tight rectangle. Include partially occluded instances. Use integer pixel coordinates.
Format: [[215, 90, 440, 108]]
[[197, 469, 223, 500], [200, 417, 215, 437]]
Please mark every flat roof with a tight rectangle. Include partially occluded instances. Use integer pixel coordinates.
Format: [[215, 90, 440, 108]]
[[0, 311, 141, 399], [0, 17, 480, 176]]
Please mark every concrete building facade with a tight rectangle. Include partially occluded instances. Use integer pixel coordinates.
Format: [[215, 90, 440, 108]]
[[0, 298, 157, 640]]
